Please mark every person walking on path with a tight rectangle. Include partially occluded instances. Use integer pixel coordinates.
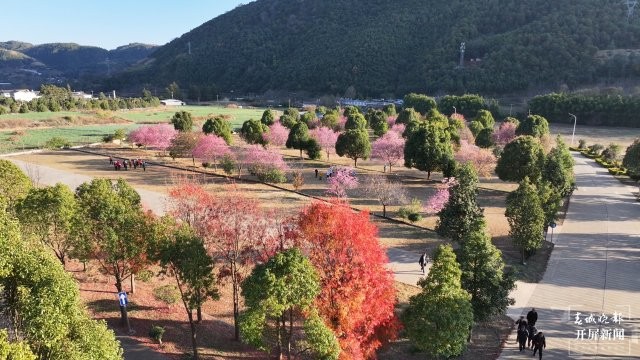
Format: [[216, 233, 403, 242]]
[[418, 251, 427, 274], [532, 331, 546, 359], [109, 156, 113, 165], [141, 161, 146, 172], [515, 316, 528, 351], [527, 307, 538, 326], [314, 169, 318, 178], [527, 324, 537, 349]]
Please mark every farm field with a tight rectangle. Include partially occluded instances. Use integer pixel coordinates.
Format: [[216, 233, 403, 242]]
[[0, 105, 271, 153]]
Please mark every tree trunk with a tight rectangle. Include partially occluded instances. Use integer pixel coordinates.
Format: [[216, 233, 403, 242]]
[[354, 158, 358, 167], [287, 308, 293, 360], [188, 310, 199, 360], [275, 317, 283, 360], [130, 273, 135, 294], [300, 149, 303, 159], [115, 276, 131, 332], [383, 205, 387, 218], [232, 269, 240, 341], [197, 301, 203, 323]]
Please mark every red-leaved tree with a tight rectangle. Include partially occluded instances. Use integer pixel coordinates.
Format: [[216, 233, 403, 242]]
[[262, 121, 289, 147], [454, 140, 497, 178], [372, 131, 405, 172], [327, 167, 359, 198], [128, 124, 177, 150], [192, 134, 231, 170], [310, 126, 339, 159], [298, 200, 399, 359]]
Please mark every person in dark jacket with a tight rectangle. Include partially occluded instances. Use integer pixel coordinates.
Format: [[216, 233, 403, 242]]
[[527, 307, 538, 326], [515, 316, 528, 351], [418, 252, 427, 274], [527, 324, 537, 348], [532, 331, 546, 359]]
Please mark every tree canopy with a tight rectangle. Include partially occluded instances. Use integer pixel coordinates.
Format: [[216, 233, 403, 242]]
[[495, 136, 545, 182], [404, 121, 453, 179]]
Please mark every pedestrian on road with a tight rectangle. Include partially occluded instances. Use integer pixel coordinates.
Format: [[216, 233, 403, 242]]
[[515, 316, 528, 351], [527, 307, 538, 326], [315, 169, 318, 178], [123, 161, 128, 170], [532, 331, 546, 359], [418, 251, 427, 274], [142, 161, 146, 172], [527, 324, 537, 348], [383, 164, 387, 173], [109, 156, 113, 165]]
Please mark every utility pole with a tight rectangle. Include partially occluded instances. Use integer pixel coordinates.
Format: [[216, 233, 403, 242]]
[[569, 113, 577, 147], [627, 0, 638, 22]]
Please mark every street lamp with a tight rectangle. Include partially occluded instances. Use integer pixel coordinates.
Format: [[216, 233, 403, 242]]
[[569, 113, 577, 147], [453, 106, 457, 114]]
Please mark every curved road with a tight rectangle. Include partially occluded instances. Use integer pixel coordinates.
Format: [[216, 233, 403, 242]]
[[500, 154, 640, 359]]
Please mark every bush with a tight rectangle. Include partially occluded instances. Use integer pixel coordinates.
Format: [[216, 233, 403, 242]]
[[153, 285, 180, 305], [102, 134, 114, 143], [137, 269, 154, 282], [44, 136, 71, 149], [578, 139, 587, 149], [407, 212, 423, 223], [149, 325, 166, 345], [220, 154, 237, 175], [257, 168, 287, 183], [114, 128, 127, 140], [588, 144, 604, 155], [201, 162, 211, 168]]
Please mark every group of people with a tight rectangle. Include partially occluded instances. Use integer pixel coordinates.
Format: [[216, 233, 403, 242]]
[[109, 157, 146, 171], [515, 308, 546, 359]]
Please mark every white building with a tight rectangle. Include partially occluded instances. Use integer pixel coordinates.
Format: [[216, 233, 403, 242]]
[[12, 90, 40, 102], [160, 99, 185, 106], [71, 91, 93, 99]]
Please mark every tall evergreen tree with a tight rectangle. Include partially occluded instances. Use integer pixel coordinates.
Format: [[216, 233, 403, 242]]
[[404, 121, 453, 179], [335, 129, 371, 167], [459, 219, 515, 322], [505, 177, 546, 264], [286, 122, 311, 158], [402, 245, 473, 358], [436, 163, 484, 244], [495, 136, 545, 183]]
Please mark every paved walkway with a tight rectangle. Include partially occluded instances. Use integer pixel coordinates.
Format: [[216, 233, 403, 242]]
[[499, 154, 640, 359]]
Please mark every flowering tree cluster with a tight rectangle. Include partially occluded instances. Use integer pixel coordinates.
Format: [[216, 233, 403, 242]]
[[326, 167, 359, 198], [128, 124, 177, 150], [337, 115, 348, 131], [454, 140, 497, 178], [424, 177, 458, 214], [361, 174, 408, 217], [492, 121, 517, 147], [387, 115, 397, 127], [372, 130, 405, 171], [262, 121, 289, 147], [191, 135, 231, 169], [310, 126, 339, 159]]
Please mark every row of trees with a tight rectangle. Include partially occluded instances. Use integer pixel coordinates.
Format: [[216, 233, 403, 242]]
[[0, 84, 161, 114], [1, 158, 399, 359], [0, 160, 123, 359], [529, 92, 640, 127]]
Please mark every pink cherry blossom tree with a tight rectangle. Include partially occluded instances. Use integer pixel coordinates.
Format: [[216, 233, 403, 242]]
[[128, 124, 177, 150], [372, 131, 405, 172], [192, 134, 231, 170], [389, 123, 405, 135], [424, 177, 458, 214], [387, 116, 397, 127], [361, 174, 408, 217], [492, 121, 517, 147], [450, 113, 466, 122], [454, 140, 497, 178], [242, 144, 289, 176], [326, 167, 358, 198], [262, 122, 289, 147], [337, 115, 348, 131], [310, 126, 339, 159]]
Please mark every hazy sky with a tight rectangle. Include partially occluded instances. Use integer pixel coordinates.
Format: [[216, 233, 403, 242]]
[[2, 0, 249, 50]]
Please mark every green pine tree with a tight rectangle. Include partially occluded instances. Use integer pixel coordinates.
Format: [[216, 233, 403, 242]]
[[505, 177, 546, 264], [402, 245, 473, 358]]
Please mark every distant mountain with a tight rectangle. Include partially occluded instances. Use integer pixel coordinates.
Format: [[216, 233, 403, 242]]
[[0, 41, 158, 89], [113, 0, 640, 97]]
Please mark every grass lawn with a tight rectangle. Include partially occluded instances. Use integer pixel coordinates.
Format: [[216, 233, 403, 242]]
[[0, 124, 140, 153], [114, 105, 269, 128]]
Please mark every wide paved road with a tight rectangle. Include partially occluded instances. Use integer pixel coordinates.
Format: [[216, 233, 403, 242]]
[[500, 154, 640, 359]]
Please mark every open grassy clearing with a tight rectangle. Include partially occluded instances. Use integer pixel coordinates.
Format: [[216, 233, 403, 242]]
[[550, 123, 640, 150], [114, 105, 269, 128]]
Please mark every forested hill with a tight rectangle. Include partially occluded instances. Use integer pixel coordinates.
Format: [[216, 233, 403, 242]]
[[114, 0, 640, 97], [0, 42, 157, 88]]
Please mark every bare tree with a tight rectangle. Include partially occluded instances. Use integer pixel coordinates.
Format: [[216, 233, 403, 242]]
[[360, 174, 408, 217]]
